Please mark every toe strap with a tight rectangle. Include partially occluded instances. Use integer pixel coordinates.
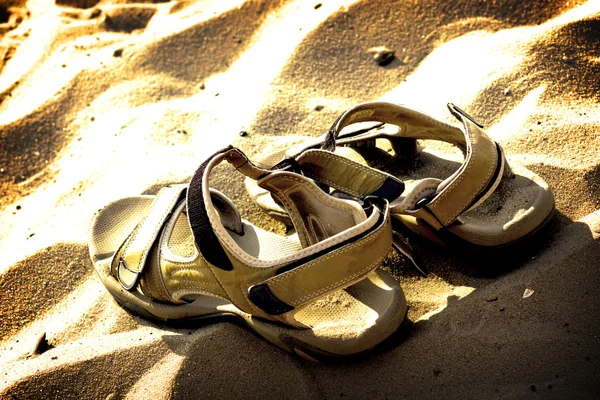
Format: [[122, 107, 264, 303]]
[[116, 185, 187, 290], [247, 197, 392, 316]]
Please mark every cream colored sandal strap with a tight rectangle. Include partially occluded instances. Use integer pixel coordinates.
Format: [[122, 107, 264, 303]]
[[424, 104, 502, 226], [250, 198, 392, 314], [294, 149, 405, 201], [116, 185, 187, 289]]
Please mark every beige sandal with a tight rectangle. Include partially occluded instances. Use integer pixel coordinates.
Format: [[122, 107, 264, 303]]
[[89, 146, 407, 361], [246, 102, 555, 251]]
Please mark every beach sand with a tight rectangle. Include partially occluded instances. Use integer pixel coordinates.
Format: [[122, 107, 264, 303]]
[[1, 0, 599, 398]]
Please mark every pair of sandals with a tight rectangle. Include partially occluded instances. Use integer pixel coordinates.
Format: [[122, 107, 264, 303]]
[[89, 102, 554, 361]]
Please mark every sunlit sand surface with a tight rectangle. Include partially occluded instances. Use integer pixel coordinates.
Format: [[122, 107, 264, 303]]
[[1, 0, 599, 397]]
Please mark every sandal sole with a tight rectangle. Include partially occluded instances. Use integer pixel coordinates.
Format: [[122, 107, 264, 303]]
[[110, 294, 408, 363]]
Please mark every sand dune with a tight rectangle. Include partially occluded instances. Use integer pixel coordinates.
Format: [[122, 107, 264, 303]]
[[1, 0, 599, 398]]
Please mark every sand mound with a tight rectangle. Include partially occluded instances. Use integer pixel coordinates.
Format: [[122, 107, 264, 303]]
[[0, 0, 599, 398]]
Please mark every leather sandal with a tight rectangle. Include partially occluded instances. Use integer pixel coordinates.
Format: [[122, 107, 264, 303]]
[[88, 146, 407, 361], [245, 102, 555, 251]]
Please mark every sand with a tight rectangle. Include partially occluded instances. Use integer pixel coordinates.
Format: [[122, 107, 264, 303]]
[[0, 0, 599, 398]]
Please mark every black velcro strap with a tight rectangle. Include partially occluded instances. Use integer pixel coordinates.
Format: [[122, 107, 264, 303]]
[[187, 146, 234, 271], [247, 284, 294, 315], [368, 176, 405, 202]]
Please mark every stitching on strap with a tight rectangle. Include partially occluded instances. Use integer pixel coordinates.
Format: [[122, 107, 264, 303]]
[[171, 287, 228, 300], [291, 252, 387, 306], [267, 217, 386, 286], [173, 279, 221, 285], [301, 150, 387, 179], [122, 188, 182, 273], [429, 120, 497, 226], [303, 171, 364, 198], [217, 177, 371, 269]]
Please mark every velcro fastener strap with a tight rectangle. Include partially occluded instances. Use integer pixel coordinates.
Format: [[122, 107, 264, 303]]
[[464, 143, 507, 213], [187, 146, 236, 271], [424, 105, 501, 226], [187, 146, 271, 271], [117, 185, 186, 290], [295, 149, 404, 201], [248, 198, 391, 315]]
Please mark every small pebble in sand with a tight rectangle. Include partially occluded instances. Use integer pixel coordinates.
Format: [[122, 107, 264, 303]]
[[90, 116, 95, 122], [523, 288, 535, 298], [61, 64, 66, 68], [215, 93, 219, 97], [239, 130, 248, 137], [486, 296, 498, 302], [373, 48, 395, 66], [16, 205, 21, 210], [504, 88, 511, 96], [537, 121, 541, 125], [199, 82, 205, 90], [314, 3, 322, 9], [314, 105, 324, 111], [113, 49, 123, 57]]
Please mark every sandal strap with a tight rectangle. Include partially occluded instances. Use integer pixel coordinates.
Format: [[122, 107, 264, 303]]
[[291, 149, 405, 201], [187, 146, 271, 271], [116, 185, 187, 289], [277, 122, 407, 161], [320, 101, 508, 227], [420, 104, 505, 227], [248, 197, 391, 315], [186, 146, 393, 321]]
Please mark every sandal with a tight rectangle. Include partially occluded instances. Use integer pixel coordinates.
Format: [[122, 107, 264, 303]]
[[88, 146, 407, 361], [246, 102, 555, 250]]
